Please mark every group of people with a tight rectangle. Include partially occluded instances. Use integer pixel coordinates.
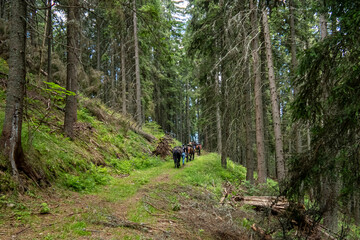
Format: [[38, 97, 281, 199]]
[[172, 142, 202, 168]]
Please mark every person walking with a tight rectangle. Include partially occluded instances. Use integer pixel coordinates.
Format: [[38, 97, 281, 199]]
[[182, 145, 186, 165]]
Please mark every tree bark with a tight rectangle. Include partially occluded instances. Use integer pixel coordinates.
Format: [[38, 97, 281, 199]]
[[186, 78, 190, 143], [250, 0, 266, 183], [0, 0, 27, 183], [47, 0, 52, 82], [96, 13, 101, 71], [262, 9, 285, 182], [121, 39, 127, 115], [0, 0, 4, 19], [133, 0, 142, 125], [64, 0, 80, 139], [220, 72, 227, 169], [29, 0, 37, 46], [110, 41, 116, 107], [319, 6, 339, 233], [244, 66, 254, 184], [215, 70, 222, 155], [289, 0, 302, 154], [319, 11, 327, 40]]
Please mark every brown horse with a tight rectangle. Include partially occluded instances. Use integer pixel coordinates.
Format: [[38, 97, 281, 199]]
[[195, 144, 202, 155], [186, 145, 195, 161]]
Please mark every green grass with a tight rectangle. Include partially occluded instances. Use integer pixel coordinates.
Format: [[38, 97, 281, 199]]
[[175, 153, 247, 197], [100, 160, 174, 202], [127, 201, 154, 223], [0, 57, 8, 74]]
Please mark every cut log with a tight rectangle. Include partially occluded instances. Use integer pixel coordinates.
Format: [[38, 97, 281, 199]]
[[234, 196, 289, 212], [129, 124, 157, 142]]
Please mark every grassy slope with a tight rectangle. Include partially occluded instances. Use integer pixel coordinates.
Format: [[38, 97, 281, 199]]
[[0, 57, 281, 239], [0, 153, 259, 239]]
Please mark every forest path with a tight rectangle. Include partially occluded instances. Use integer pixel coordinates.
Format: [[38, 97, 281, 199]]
[[1, 154, 236, 240]]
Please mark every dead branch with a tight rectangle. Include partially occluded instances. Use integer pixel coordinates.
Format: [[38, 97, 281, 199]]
[[251, 223, 273, 240], [100, 218, 151, 232], [143, 200, 168, 213], [14, 226, 30, 235], [220, 182, 233, 204]]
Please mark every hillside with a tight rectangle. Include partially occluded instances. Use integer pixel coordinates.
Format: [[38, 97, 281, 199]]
[[0, 58, 278, 239]]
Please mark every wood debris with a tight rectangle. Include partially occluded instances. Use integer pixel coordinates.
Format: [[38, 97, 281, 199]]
[[152, 136, 174, 159]]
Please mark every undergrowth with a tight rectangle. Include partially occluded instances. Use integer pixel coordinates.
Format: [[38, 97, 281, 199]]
[[176, 153, 278, 198], [0, 61, 167, 193]]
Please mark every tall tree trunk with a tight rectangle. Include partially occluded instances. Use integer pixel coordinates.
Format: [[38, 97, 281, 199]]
[[0, 0, 4, 19], [197, 100, 200, 143], [319, 12, 327, 40], [0, 0, 27, 183], [262, 9, 285, 182], [133, 0, 142, 125], [47, 0, 52, 82], [319, 7, 339, 233], [220, 71, 228, 169], [110, 41, 116, 107], [121, 39, 127, 115], [215, 70, 222, 154], [38, 1, 49, 78], [29, 0, 37, 46], [64, 0, 80, 139], [289, 0, 302, 154], [186, 79, 190, 143], [96, 14, 101, 71], [250, 0, 266, 183], [244, 65, 254, 184]]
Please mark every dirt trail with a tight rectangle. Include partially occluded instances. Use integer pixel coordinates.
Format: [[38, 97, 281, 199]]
[[0, 157, 248, 240]]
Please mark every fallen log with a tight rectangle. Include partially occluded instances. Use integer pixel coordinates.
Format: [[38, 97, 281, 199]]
[[234, 196, 289, 212], [235, 195, 338, 239], [129, 123, 157, 143]]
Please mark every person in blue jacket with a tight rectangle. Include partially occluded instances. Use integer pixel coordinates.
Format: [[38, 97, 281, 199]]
[[182, 145, 186, 165]]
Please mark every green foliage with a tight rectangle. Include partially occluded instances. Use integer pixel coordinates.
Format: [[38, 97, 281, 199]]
[[143, 122, 164, 139], [61, 165, 111, 192], [0, 57, 8, 74], [241, 218, 253, 230], [44, 81, 76, 99], [40, 202, 50, 214], [70, 221, 91, 236], [128, 202, 153, 223], [77, 108, 95, 124], [176, 153, 247, 197]]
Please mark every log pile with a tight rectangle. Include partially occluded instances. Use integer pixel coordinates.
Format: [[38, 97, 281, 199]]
[[152, 136, 174, 159]]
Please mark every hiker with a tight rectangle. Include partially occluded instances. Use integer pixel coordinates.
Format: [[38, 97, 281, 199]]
[[182, 145, 186, 165]]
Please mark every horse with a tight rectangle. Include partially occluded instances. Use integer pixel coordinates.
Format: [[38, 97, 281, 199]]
[[195, 143, 202, 156], [186, 145, 195, 162], [172, 146, 182, 168]]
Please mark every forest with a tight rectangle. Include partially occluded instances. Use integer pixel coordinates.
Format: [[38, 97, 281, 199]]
[[0, 0, 360, 239]]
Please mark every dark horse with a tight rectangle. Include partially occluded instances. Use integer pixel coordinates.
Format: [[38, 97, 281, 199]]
[[173, 147, 182, 168], [195, 143, 202, 156], [186, 145, 195, 162]]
